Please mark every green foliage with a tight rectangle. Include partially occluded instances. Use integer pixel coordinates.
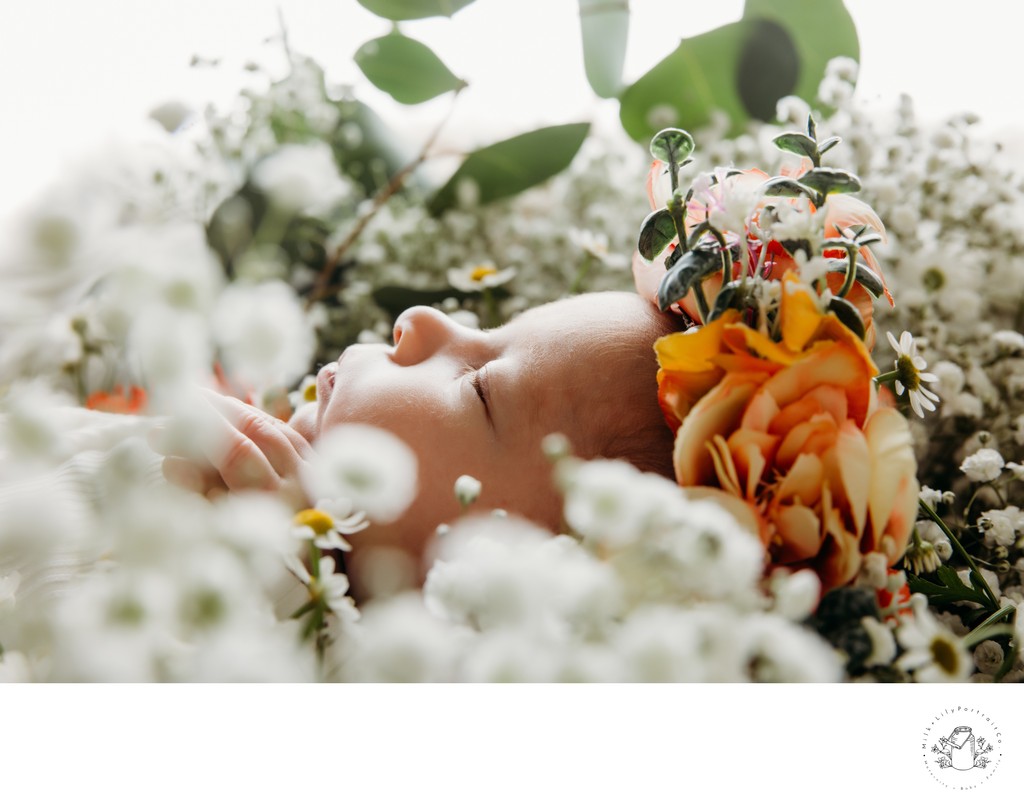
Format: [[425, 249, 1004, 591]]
[[657, 248, 722, 312], [357, 0, 476, 21], [355, 32, 466, 104], [578, 0, 630, 99], [908, 566, 995, 609], [637, 208, 677, 261], [649, 127, 695, 165], [428, 123, 590, 215], [826, 296, 865, 339], [798, 167, 861, 196], [619, 0, 859, 143]]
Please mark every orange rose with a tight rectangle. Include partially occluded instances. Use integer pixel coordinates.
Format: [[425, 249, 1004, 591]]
[[635, 161, 892, 349], [655, 274, 918, 590]]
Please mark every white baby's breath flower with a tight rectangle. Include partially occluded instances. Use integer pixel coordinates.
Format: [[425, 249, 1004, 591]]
[[213, 281, 316, 390], [251, 141, 351, 216], [453, 474, 482, 508], [768, 569, 821, 622], [959, 447, 1005, 482], [303, 424, 417, 524], [887, 330, 940, 418], [447, 261, 516, 292], [341, 593, 464, 683], [978, 506, 1022, 547]]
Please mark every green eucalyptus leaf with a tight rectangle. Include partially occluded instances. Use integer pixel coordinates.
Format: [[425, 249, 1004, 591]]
[[827, 296, 865, 339], [649, 128, 695, 165], [619, 20, 752, 144], [824, 259, 885, 298], [799, 167, 862, 196], [619, 0, 857, 143], [428, 123, 590, 215], [638, 208, 677, 261], [773, 132, 818, 159], [744, 0, 860, 116], [579, 0, 630, 99], [356, 0, 476, 20], [657, 248, 722, 312], [760, 176, 814, 199], [355, 33, 466, 105]]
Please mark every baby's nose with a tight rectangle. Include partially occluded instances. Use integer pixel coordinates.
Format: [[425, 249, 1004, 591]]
[[392, 306, 464, 365]]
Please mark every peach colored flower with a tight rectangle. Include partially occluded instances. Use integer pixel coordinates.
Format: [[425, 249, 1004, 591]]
[[655, 274, 918, 590], [635, 161, 891, 349]]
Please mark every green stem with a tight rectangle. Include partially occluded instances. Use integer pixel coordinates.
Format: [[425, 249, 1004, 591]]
[[483, 288, 499, 328], [667, 195, 688, 254], [836, 245, 860, 298], [707, 223, 731, 285], [692, 283, 710, 324], [570, 254, 593, 294], [308, 539, 320, 579], [963, 604, 1016, 648], [874, 370, 899, 386], [918, 498, 1000, 610]]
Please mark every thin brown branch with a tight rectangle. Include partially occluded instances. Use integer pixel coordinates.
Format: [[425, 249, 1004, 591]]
[[306, 94, 461, 307]]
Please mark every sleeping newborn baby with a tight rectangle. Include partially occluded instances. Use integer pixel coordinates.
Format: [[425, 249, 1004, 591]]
[[161, 291, 677, 582]]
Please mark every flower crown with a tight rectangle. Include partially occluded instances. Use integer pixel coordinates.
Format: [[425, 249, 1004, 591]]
[[633, 120, 919, 591]]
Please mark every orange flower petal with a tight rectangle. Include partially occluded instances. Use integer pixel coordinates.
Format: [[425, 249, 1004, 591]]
[[674, 372, 766, 485]]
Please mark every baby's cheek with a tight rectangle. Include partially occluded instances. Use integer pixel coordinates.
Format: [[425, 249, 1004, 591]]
[[289, 401, 318, 443]]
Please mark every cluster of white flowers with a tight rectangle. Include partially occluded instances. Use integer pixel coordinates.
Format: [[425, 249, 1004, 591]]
[[336, 458, 841, 683]]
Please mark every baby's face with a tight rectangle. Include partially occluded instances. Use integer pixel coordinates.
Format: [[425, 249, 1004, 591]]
[[291, 292, 657, 567]]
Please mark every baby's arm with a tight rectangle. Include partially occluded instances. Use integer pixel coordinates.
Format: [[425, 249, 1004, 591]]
[[153, 389, 313, 506]]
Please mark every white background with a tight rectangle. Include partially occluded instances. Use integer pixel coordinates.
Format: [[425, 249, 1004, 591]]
[[1, 0, 1023, 220]]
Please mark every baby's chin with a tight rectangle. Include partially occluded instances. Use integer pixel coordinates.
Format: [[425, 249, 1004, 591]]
[[289, 401, 318, 443]]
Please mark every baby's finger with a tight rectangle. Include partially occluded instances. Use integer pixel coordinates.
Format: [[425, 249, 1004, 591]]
[[201, 390, 308, 478], [206, 415, 282, 490], [162, 455, 226, 496]]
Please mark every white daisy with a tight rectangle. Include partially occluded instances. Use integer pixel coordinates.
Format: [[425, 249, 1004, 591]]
[[886, 330, 941, 418], [447, 261, 516, 292], [895, 595, 972, 682]]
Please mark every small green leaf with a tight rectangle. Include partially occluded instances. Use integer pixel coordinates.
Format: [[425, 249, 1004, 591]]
[[428, 123, 590, 215], [638, 208, 677, 261], [824, 259, 885, 298], [818, 135, 842, 155], [708, 280, 744, 321], [355, 33, 466, 105], [760, 176, 814, 199], [578, 0, 630, 99], [649, 128, 695, 165], [357, 0, 476, 20], [827, 296, 865, 339], [909, 566, 991, 607], [657, 248, 722, 312], [798, 167, 862, 196], [773, 132, 818, 159]]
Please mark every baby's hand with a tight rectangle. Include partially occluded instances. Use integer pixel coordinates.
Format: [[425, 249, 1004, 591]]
[[153, 389, 314, 506]]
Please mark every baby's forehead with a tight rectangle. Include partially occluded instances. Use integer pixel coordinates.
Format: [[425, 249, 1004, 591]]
[[509, 292, 651, 337]]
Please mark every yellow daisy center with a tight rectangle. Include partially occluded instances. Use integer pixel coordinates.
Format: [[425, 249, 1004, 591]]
[[302, 381, 318, 402], [930, 635, 959, 675], [896, 354, 921, 391], [470, 265, 497, 282], [294, 508, 335, 535]]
